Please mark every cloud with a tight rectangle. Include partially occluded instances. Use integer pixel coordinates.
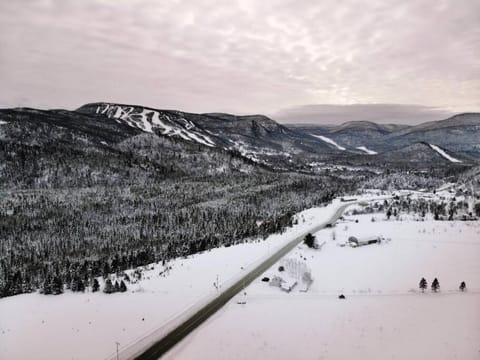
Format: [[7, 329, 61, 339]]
[[272, 104, 456, 125], [0, 0, 479, 115]]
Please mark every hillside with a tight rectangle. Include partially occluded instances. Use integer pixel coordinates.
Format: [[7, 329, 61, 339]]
[[0, 104, 357, 299], [0, 107, 259, 189], [289, 121, 404, 149], [383, 113, 480, 156], [78, 103, 338, 168], [287, 113, 480, 158]]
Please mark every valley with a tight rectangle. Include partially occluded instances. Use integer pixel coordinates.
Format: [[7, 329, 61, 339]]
[[0, 102, 479, 360]]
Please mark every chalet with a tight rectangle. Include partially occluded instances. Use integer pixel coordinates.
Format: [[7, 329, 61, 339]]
[[348, 236, 381, 247]]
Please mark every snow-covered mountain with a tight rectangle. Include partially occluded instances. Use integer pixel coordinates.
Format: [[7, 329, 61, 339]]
[[287, 113, 480, 158], [376, 142, 468, 166], [0, 103, 477, 174], [383, 113, 480, 157], [290, 121, 406, 150], [77, 103, 338, 168], [81, 103, 216, 146]]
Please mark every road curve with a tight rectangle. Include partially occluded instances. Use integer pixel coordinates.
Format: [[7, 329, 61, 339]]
[[132, 201, 357, 360]]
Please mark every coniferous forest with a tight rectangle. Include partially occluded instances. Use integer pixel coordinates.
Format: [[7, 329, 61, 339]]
[[0, 111, 358, 297], [0, 107, 474, 298], [0, 172, 356, 297]]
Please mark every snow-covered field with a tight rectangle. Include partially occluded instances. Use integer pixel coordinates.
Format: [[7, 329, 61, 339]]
[[2, 193, 479, 360], [164, 213, 480, 360], [0, 201, 347, 360]]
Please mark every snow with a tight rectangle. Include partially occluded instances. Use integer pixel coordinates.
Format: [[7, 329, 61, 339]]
[[356, 145, 378, 155], [185, 131, 216, 147], [231, 141, 291, 163], [0, 120, 8, 125], [164, 213, 480, 360], [0, 198, 369, 360], [311, 134, 346, 150], [96, 104, 216, 147], [3, 192, 477, 360], [429, 143, 462, 163], [167, 294, 479, 360]]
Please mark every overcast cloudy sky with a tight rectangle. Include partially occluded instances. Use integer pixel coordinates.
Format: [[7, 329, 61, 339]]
[[0, 0, 479, 124]]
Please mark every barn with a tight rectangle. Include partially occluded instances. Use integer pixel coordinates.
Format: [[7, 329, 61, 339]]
[[348, 236, 381, 247]]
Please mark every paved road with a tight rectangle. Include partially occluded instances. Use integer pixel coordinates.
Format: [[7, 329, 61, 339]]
[[133, 202, 354, 360]]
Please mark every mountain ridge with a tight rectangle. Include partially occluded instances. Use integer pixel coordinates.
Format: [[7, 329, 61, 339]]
[[1, 102, 477, 172]]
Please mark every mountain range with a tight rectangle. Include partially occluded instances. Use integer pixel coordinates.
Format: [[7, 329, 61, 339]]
[[1, 102, 479, 179], [290, 113, 480, 160]]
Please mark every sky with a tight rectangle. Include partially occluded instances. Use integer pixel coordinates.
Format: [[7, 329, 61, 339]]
[[0, 0, 479, 124]]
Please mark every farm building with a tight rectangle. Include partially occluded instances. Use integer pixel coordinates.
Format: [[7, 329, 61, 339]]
[[269, 275, 297, 293], [348, 236, 382, 247]]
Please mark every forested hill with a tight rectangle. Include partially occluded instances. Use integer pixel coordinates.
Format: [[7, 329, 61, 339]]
[[0, 106, 265, 189], [0, 106, 356, 298], [0, 103, 473, 298]]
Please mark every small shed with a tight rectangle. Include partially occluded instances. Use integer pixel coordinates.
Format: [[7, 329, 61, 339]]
[[348, 236, 381, 247], [280, 277, 297, 293], [269, 275, 297, 293]]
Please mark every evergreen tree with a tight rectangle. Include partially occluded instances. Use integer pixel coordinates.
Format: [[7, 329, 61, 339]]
[[459, 281, 466, 292], [103, 279, 114, 294], [431, 278, 440, 292], [65, 272, 72, 290], [114, 280, 120, 293], [419, 277, 427, 292], [92, 278, 100, 292], [304, 233, 316, 248], [71, 276, 84, 292], [77, 278, 85, 292], [120, 280, 127, 293], [52, 276, 64, 295], [42, 276, 52, 295], [102, 262, 111, 279]]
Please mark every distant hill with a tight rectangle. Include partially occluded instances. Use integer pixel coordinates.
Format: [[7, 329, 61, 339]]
[[287, 113, 480, 158]]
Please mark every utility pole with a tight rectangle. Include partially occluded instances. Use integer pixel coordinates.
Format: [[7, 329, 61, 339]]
[[116, 342, 120, 360]]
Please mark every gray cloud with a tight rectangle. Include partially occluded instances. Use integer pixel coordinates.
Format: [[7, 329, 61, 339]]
[[0, 0, 479, 116], [272, 104, 456, 125]]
